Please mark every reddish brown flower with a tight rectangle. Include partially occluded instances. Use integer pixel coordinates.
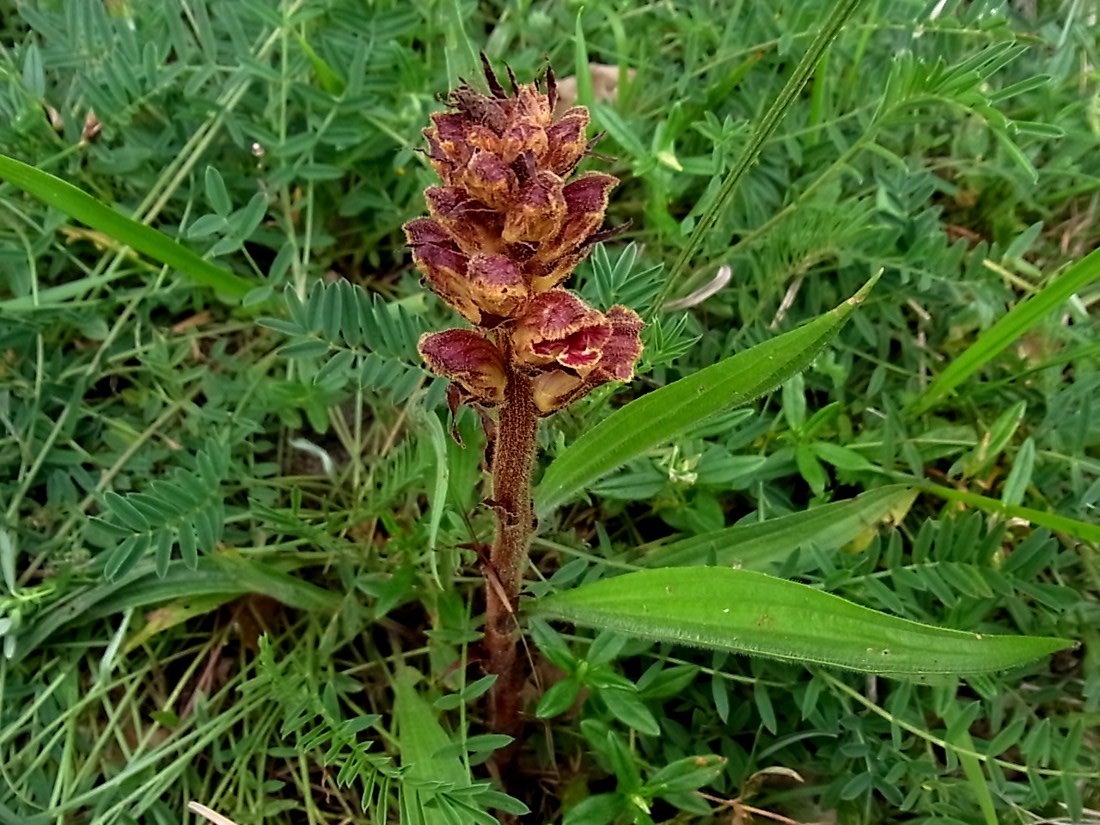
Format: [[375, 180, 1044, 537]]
[[408, 60, 621, 326], [512, 290, 611, 375], [528, 304, 644, 414], [596, 305, 645, 381], [411, 59, 644, 417], [424, 188, 500, 257], [467, 254, 528, 318], [502, 170, 567, 245], [404, 220, 481, 324], [543, 108, 590, 174], [418, 329, 507, 405], [530, 369, 587, 414]]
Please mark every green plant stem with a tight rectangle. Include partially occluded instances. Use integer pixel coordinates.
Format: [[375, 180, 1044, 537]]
[[654, 0, 866, 307], [485, 370, 539, 737]]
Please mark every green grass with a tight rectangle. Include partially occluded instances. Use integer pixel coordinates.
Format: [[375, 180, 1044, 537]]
[[1, 1, 1098, 823]]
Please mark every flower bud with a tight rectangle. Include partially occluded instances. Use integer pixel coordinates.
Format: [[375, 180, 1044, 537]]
[[531, 369, 586, 414], [404, 218, 481, 324], [467, 254, 528, 319], [543, 108, 590, 176], [502, 171, 567, 245], [459, 150, 516, 210]]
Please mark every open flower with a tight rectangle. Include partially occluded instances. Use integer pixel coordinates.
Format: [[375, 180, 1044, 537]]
[[418, 329, 507, 406], [529, 304, 644, 414], [512, 290, 610, 374]]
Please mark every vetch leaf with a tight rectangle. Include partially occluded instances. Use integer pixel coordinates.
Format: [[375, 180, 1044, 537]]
[[644, 755, 726, 797], [22, 43, 46, 99], [564, 793, 627, 825], [535, 275, 880, 516], [204, 165, 231, 216], [0, 529, 17, 594], [600, 687, 660, 736], [536, 677, 581, 719], [1000, 437, 1035, 507], [531, 568, 1074, 675]]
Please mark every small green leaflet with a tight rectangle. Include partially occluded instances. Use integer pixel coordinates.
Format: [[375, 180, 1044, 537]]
[[532, 568, 1074, 676], [534, 274, 880, 516]]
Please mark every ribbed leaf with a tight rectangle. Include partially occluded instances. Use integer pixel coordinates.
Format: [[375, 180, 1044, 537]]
[[8, 555, 339, 664], [532, 568, 1073, 675], [535, 275, 879, 516], [0, 152, 254, 299], [640, 485, 915, 568], [922, 482, 1100, 543], [394, 670, 472, 825]]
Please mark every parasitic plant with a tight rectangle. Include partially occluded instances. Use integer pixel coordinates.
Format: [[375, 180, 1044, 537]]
[[407, 57, 643, 735]]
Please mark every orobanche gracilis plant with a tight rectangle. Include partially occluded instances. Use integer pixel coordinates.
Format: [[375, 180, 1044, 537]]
[[407, 57, 643, 735], [401, 58, 1074, 753]]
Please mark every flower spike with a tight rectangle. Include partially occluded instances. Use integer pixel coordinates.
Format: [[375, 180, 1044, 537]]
[[411, 62, 643, 414]]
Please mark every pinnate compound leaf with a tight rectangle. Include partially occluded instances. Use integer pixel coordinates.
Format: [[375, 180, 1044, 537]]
[[535, 274, 879, 516], [532, 568, 1074, 675]]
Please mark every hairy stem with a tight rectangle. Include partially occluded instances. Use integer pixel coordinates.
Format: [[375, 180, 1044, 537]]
[[485, 369, 539, 736]]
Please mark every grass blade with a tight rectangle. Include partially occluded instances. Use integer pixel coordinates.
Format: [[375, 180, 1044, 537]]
[[656, 0, 867, 306], [920, 482, 1100, 543], [0, 152, 255, 299], [8, 556, 338, 664], [532, 568, 1074, 676], [534, 274, 879, 517], [910, 245, 1100, 415], [639, 485, 916, 569]]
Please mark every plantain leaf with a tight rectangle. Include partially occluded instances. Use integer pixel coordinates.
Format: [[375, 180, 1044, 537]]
[[532, 568, 1074, 675], [0, 152, 255, 299], [534, 274, 879, 516], [394, 669, 471, 825], [639, 485, 916, 569]]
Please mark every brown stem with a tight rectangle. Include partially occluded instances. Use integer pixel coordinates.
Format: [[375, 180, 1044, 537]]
[[485, 368, 539, 737]]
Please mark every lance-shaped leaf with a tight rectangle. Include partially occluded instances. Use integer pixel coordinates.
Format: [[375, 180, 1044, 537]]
[[639, 485, 916, 569], [532, 568, 1074, 676], [534, 273, 880, 516], [0, 152, 255, 299]]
